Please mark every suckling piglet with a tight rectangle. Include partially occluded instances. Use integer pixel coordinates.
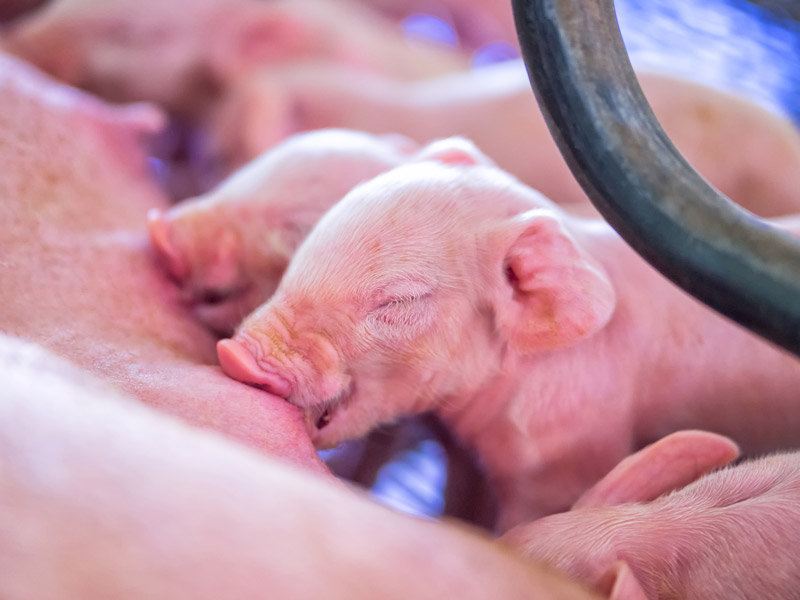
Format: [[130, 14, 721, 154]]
[[217, 138, 800, 529]]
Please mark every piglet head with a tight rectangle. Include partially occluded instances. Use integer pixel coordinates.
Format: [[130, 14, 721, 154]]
[[149, 129, 414, 335], [218, 138, 615, 447]]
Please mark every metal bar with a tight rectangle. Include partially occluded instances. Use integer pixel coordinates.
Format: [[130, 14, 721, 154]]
[[512, 0, 800, 357]]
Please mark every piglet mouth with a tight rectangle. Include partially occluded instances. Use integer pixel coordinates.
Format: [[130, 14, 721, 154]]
[[310, 383, 355, 431]]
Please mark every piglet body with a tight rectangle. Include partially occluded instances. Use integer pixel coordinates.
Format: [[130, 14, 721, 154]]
[[2, 0, 467, 115], [213, 60, 800, 217], [504, 433, 800, 600], [219, 138, 800, 528]]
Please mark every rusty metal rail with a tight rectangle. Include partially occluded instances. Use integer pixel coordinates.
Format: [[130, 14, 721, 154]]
[[512, 0, 800, 357]]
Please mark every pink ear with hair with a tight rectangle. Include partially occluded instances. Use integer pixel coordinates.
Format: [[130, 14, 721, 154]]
[[599, 562, 650, 600], [413, 137, 496, 166], [573, 430, 740, 510], [497, 209, 616, 353]]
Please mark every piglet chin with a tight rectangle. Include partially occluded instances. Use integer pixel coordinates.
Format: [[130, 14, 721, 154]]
[[217, 338, 292, 398]]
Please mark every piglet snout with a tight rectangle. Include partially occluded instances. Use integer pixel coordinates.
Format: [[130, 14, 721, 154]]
[[217, 338, 292, 398], [147, 208, 188, 281]]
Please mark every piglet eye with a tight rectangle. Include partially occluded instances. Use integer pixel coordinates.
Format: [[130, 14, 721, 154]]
[[374, 293, 431, 311], [368, 292, 434, 332]]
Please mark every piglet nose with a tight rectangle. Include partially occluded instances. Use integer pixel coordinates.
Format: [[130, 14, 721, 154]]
[[217, 338, 292, 398], [147, 208, 188, 281]]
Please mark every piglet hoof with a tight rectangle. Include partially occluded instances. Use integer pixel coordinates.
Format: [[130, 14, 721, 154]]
[[147, 209, 188, 281], [217, 339, 292, 398]]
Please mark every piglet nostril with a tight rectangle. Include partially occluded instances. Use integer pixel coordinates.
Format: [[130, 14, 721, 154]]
[[217, 338, 292, 398]]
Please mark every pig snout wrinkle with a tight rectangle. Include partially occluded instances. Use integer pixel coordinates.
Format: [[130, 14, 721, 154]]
[[217, 338, 292, 398]]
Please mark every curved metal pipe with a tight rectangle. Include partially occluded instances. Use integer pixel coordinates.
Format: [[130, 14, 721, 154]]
[[512, 0, 800, 357]]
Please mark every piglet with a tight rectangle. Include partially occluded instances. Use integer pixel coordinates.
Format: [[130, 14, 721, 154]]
[[503, 430, 800, 600], [217, 137, 800, 529], [147, 129, 416, 335], [0, 333, 605, 600]]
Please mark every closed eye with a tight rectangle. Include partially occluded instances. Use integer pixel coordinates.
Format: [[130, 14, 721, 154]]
[[367, 291, 435, 334], [374, 292, 432, 311]]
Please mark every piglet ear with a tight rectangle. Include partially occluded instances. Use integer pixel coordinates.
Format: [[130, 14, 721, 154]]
[[413, 137, 495, 166], [599, 562, 650, 600], [496, 209, 615, 353], [573, 430, 740, 510]]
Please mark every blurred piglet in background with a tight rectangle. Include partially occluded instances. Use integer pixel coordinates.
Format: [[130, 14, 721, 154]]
[[0, 0, 467, 117], [216, 138, 800, 530], [211, 60, 800, 216]]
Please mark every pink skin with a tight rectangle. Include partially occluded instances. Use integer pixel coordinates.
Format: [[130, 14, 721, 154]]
[[0, 0, 467, 116], [359, 0, 519, 49], [0, 1, 45, 23], [0, 334, 605, 600], [214, 59, 800, 216], [147, 129, 418, 335], [503, 432, 800, 600], [0, 53, 325, 473], [218, 137, 800, 529]]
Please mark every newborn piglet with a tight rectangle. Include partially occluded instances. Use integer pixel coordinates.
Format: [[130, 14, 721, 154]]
[[216, 137, 800, 530], [214, 59, 800, 216]]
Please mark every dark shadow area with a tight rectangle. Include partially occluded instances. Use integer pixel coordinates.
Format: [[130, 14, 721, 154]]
[[0, 0, 49, 24]]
